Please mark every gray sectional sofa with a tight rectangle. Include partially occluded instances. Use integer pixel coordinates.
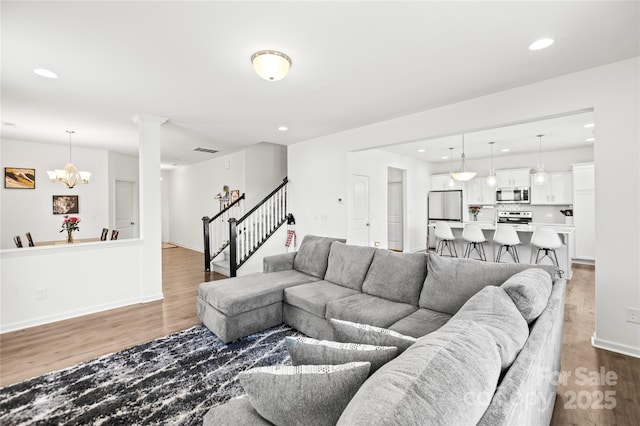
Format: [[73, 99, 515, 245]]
[[197, 235, 566, 425]]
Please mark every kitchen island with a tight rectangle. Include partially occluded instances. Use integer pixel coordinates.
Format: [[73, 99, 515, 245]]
[[427, 222, 574, 279]]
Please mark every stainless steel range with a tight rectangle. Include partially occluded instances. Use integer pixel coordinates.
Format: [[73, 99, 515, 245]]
[[497, 211, 532, 224]]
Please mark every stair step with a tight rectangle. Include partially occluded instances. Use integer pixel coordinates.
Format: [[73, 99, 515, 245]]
[[212, 259, 230, 277]]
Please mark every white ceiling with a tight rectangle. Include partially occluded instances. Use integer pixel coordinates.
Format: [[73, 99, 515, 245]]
[[1, 1, 638, 167]]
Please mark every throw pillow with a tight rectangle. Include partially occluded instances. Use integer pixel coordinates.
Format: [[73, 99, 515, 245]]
[[501, 268, 553, 324], [330, 318, 417, 353], [419, 253, 559, 315], [239, 362, 371, 426], [293, 235, 346, 279], [285, 336, 398, 374]]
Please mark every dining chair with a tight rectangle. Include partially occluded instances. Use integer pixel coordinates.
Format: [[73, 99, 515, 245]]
[[111, 230, 119, 240], [101, 228, 109, 241], [13, 236, 23, 248], [25, 232, 35, 247]]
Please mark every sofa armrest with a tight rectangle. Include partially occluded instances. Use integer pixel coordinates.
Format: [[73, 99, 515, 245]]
[[263, 252, 297, 273]]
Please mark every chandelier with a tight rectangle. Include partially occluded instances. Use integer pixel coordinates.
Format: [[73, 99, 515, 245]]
[[47, 130, 91, 189]]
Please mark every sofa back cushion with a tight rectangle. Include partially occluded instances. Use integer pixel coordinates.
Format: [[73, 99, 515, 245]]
[[324, 242, 377, 290], [361, 250, 427, 305], [337, 320, 501, 426], [501, 268, 553, 324], [452, 286, 529, 371], [419, 253, 559, 315], [293, 235, 347, 279]]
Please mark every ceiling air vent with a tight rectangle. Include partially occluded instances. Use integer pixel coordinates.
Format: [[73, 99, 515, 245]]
[[193, 147, 219, 154]]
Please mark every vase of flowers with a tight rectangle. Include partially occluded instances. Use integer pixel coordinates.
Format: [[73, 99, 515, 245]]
[[60, 215, 81, 243], [469, 205, 481, 221]]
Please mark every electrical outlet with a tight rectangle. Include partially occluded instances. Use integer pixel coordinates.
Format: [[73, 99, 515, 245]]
[[36, 288, 47, 300], [626, 308, 640, 324]]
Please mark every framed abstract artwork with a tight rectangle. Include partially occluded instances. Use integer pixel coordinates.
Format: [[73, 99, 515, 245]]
[[4, 167, 36, 189], [53, 195, 79, 214]]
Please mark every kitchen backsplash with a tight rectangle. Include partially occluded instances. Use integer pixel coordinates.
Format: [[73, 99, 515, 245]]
[[469, 204, 572, 224]]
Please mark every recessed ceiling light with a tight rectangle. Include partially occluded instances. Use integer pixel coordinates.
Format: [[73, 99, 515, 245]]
[[417, 149, 425, 153], [278, 126, 288, 131], [501, 148, 511, 152], [33, 68, 58, 79], [528, 38, 554, 51], [584, 123, 594, 128], [441, 156, 448, 160], [586, 137, 595, 142]]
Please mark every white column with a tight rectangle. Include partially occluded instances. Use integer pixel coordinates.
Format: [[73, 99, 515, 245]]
[[132, 113, 167, 302]]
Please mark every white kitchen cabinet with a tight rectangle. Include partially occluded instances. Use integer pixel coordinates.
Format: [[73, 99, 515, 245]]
[[465, 177, 496, 205], [530, 171, 573, 205], [572, 163, 595, 261], [496, 168, 531, 187], [430, 174, 462, 190]]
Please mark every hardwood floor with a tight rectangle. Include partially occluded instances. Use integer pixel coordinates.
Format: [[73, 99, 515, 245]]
[[1, 250, 638, 425], [0, 246, 224, 387]]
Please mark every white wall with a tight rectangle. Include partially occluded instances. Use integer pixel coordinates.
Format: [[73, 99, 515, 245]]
[[347, 150, 430, 252], [165, 151, 246, 251], [0, 240, 144, 332], [245, 142, 287, 207], [289, 58, 640, 357], [1, 139, 109, 249]]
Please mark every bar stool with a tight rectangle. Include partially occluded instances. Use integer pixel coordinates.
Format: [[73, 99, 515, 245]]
[[462, 223, 487, 261], [434, 222, 457, 257], [493, 225, 521, 263], [530, 226, 562, 267]]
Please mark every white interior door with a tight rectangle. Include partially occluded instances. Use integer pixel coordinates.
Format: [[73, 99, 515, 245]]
[[352, 175, 370, 246], [115, 180, 137, 239], [388, 182, 403, 251]]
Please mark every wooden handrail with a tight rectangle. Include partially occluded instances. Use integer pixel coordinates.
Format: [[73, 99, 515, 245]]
[[207, 193, 246, 224], [236, 177, 287, 224]]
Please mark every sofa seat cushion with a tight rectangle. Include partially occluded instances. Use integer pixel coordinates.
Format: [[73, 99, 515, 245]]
[[284, 281, 360, 318], [324, 242, 377, 290], [388, 308, 452, 338], [293, 235, 346, 279], [326, 293, 418, 328], [199, 270, 319, 316], [361, 250, 428, 305], [337, 320, 501, 426], [419, 253, 559, 315]]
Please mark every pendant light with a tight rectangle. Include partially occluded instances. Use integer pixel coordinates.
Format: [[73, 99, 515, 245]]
[[447, 147, 456, 188], [533, 134, 548, 185], [47, 130, 91, 189], [486, 141, 497, 187], [451, 134, 476, 182]]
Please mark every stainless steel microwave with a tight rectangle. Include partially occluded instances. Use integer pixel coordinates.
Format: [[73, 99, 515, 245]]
[[496, 187, 530, 204]]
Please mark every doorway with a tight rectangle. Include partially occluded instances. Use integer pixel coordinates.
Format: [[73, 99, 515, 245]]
[[115, 180, 139, 239], [352, 175, 370, 246], [387, 167, 405, 251]]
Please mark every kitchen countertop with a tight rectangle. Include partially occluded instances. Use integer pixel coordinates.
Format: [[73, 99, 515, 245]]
[[431, 222, 575, 234]]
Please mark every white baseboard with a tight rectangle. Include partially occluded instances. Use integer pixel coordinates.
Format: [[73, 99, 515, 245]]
[[591, 333, 640, 358], [0, 296, 161, 334]]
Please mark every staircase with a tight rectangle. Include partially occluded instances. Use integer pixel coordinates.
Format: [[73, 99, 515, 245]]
[[203, 177, 289, 277]]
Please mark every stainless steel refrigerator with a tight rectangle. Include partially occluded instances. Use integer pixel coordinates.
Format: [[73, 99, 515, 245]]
[[428, 190, 462, 249]]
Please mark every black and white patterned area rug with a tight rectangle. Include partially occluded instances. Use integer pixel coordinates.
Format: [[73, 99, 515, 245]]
[[0, 324, 299, 425]]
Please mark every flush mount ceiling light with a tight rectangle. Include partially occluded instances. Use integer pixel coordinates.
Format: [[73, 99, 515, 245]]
[[528, 38, 554, 51], [251, 50, 292, 81], [451, 135, 477, 182], [533, 134, 548, 186], [33, 68, 58, 79], [47, 130, 91, 189], [486, 141, 498, 188]]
